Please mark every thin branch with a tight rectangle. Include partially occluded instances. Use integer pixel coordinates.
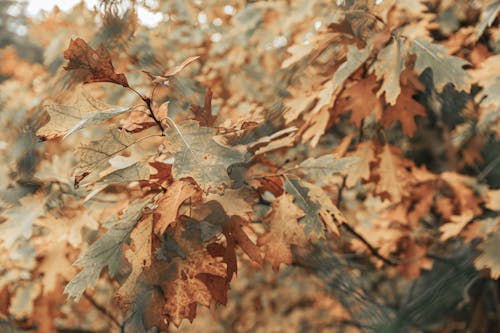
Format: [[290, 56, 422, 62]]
[[478, 153, 500, 181], [144, 97, 165, 132], [335, 171, 397, 266], [336, 175, 347, 207], [83, 291, 121, 329], [341, 222, 399, 266], [126, 86, 165, 132]]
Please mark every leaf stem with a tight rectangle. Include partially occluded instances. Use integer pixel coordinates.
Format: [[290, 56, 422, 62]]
[[126, 85, 165, 132]]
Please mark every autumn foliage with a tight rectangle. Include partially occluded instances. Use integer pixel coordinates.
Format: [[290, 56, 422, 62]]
[[1, 0, 500, 332]]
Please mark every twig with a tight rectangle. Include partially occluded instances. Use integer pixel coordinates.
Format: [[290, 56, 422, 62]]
[[143, 97, 165, 132], [336, 175, 347, 207], [126, 86, 165, 132], [83, 291, 121, 330], [341, 223, 399, 266], [335, 175, 397, 266], [478, 153, 500, 181]]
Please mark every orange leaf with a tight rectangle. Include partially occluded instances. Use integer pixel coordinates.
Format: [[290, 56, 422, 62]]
[[382, 87, 426, 137], [258, 194, 307, 270], [154, 180, 200, 235], [375, 145, 406, 202]]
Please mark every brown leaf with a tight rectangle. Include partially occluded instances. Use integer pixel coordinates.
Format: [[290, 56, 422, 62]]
[[191, 88, 217, 126], [346, 141, 376, 187], [337, 75, 383, 127], [258, 194, 307, 270], [154, 180, 200, 235], [116, 215, 153, 304], [143, 55, 200, 85], [63, 37, 129, 87], [375, 145, 409, 203], [382, 87, 426, 137], [225, 216, 262, 266], [439, 211, 474, 241], [162, 249, 227, 326]]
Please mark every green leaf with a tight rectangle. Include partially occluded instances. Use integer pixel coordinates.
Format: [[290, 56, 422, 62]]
[[411, 38, 471, 92], [283, 177, 324, 238], [372, 37, 409, 105], [37, 90, 130, 140], [477, 0, 500, 38], [298, 154, 358, 179], [64, 198, 151, 301], [164, 120, 246, 190]]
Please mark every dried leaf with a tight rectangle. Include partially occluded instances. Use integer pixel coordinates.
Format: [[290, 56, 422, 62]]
[[346, 141, 376, 187], [258, 194, 307, 270], [37, 90, 129, 140], [117, 215, 153, 303], [475, 230, 500, 279], [332, 44, 372, 90], [372, 37, 410, 105], [375, 145, 405, 202], [0, 194, 45, 247], [298, 154, 358, 179], [163, 120, 246, 190], [411, 38, 471, 92], [143, 56, 200, 85], [74, 127, 136, 187], [64, 37, 129, 87], [284, 178, 325, 238], [477, 1, 500, 38], [382, 87, 426, 136], [154, 180, 200, 235], [64, 198, 151, 301]]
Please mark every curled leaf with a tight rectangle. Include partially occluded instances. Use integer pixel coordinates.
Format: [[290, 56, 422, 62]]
[[64, 37, 129, 87]]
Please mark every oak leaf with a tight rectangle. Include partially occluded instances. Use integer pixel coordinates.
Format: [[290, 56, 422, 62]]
[[258, 194, 307, 270], [298, 154, 358, 179], [205, 188, 255, 219], [163, 120, 246, 190], [74, 127, 136, 187], [154, 180, 200, 235], [372, 36, 410, 105], [64, 198, 151, 301], [346, 141, 376, 187], [116, 214, 153, 304], [284, 178, 327, 238], [439, 211, 474, 241], [332, 44, 372, 90], [157, 248, 228, 326], [410, 38, 471, 92], [475, 230, 500, 279], [143, 56, 200, 85], [337, 76, 383, 127], [63, 37, 129, 87], [0, 194, 45, 247], [381, 86, 426, 137], [37, 90, 130, 140], [375, 145, 409, 203]]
